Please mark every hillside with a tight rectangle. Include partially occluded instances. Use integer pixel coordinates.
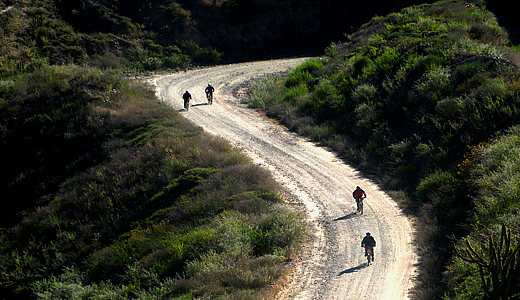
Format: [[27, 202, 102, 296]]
[[1, 0, 449, 75], [2, 0, 520, 72], [0, 65, 307, 299], [247, 0, 520, 299], [2, 0, 520, 299]]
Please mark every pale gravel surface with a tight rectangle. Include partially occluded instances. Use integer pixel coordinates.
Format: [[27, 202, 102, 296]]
[[147, 58, 418, 300]]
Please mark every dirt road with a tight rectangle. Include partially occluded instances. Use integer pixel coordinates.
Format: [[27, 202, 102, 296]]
[[150, 58, 417, 299]]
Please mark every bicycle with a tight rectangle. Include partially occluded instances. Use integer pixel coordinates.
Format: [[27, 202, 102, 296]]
[[206, 92, 213, 105], [182, 91, 191, 111], [365, 247, 374, 265], [355, 196, 365, 215]]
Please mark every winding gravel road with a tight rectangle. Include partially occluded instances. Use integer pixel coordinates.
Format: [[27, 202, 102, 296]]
[[149, 58, 417, 299]]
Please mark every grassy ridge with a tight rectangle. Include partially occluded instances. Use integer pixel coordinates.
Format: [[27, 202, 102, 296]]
[[0, 65, 306, 299], [247, 0, 520, 298], [0, 0, 219, 78]]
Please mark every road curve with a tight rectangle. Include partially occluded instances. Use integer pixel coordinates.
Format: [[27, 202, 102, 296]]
[[150, 58, 417, 300]]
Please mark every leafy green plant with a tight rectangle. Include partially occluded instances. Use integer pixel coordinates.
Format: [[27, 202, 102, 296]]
[[163, 2, 193, 23], [415, 65, 452, 102], [351, 83, 377, 103], [374, 46, 401, 75], [162, 54, 191, 69], [284, 84, 308, 101], [285, 70, 314, 87], [178, 40, 222, 65]]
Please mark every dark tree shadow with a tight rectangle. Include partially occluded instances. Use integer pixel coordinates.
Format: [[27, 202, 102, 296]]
[[333, 212, 358, 221], [338, 263, 368, 275]]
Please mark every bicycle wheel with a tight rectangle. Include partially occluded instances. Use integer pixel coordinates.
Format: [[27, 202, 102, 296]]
[[357, 201, 363, 215]]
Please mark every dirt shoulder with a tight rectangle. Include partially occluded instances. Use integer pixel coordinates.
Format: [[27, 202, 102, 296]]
[[149, 57, 417, 299]]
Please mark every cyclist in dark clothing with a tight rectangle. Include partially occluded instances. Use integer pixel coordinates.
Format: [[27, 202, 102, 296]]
[[205, 83, 214, 96], [205, 84, 214, 104], [182, 90, 191, 110], [361, 232, 376, 261]]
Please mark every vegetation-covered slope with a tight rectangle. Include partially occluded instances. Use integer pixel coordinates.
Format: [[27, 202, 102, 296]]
[[3, 0, 520, 299], [248, 0, 520, 298], [0, 66, 306, 299], [2, 0, 452, 76]]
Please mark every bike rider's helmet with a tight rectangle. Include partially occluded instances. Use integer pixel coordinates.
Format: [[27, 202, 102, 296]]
[[366, 232, 371, 235], [356, 186, 360, 189]]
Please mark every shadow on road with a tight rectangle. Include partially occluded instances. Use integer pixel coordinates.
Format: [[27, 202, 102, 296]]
[[338, 263, 367, 276], [178, 103, 211, 112], [333, 212, 357, 221]]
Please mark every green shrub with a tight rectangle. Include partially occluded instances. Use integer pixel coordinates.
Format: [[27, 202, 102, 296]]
[[193, 47, 222, 65], [351, 83, 377, 103], [469, 127, 520, 224], [374, 46, 401, 75], [26, 7, 47, 28], [474, 78, 510, 104], [445, 255, 486, 300], [285, 70, 314, 87], [416, 170, 458, 203], [179, 40, 222, 65], [162, 54, 190, 69], [247, 74, 284, 109], [354, 101, 381, 131], [411, 54, 448, 77], [415, 65, 452, 102], [126, 46, 149, 63], [143, 39, 163, 54], [152, 227, 218, 275], [454, 60, 491, 84], [256, 204, 306, 256], [163, 2, 192, 23], [306, 80, 338, 110], [325, 42, 339, 57], [89, 52, 124, 70], [294, 58, 325, 73], [352, 56, 377, 80], [435, 97, 462, 120], [469, 21, 508, 44], [284, 84, 308, 101], [184, 206, 303, 295], [142, 57, 162, 71], [31, 265, 177, 299]]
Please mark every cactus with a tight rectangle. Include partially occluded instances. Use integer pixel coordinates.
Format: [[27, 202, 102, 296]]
[[453, 224, 520, 299]]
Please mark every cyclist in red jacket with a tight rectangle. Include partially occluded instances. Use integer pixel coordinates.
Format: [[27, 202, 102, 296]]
[[352, 186, 366, 212]]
